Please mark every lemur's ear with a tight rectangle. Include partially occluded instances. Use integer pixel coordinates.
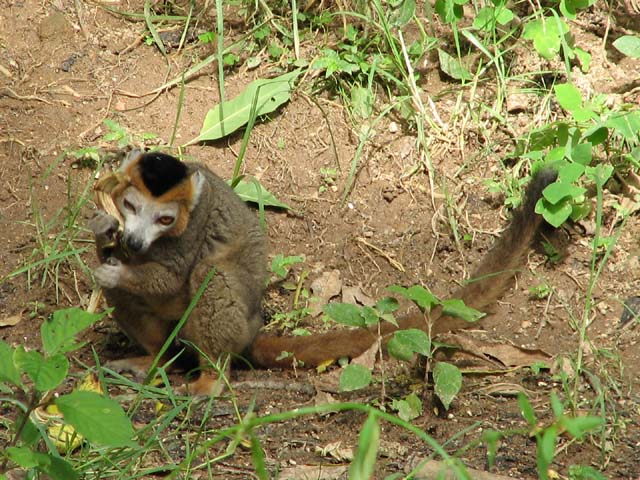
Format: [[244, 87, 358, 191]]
[[188, 171, 206, 211], [120, 149, 143, 172]]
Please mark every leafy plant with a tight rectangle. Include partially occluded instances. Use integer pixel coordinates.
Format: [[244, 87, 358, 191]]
[[0, 308, 134, 479], [324, 284, 483, 411]]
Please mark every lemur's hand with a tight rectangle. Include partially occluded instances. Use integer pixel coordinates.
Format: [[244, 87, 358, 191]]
[[89, 211, 119, 241], [94, 257, 125, 289]]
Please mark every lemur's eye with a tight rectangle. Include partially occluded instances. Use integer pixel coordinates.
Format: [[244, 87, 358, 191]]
[[157, 216, 174, 226], [123, 199, 136, 213]]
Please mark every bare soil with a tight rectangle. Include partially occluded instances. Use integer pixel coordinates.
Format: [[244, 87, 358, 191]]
[[1, 1, 639, 478]]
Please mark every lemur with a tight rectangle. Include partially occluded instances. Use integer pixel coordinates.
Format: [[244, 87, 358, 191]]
[[90, 150, 557, 395]]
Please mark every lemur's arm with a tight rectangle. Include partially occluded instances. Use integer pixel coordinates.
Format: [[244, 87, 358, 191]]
[[94, 258, 187, 296]]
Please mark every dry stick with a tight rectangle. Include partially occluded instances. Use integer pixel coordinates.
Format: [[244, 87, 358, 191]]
[[356, 237, 405, 272]]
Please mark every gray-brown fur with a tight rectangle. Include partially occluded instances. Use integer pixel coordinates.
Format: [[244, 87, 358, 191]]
[[90, 162, 267, 384]]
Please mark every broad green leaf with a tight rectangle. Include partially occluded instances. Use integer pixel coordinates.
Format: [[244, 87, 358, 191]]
[[585, 164, 614, 188], [375, 297, 399, 315], [56, 391, 135, 448], [231, 178, 290, 209], [522, 18, 567, 59], [14, 348, 68, 392], [392, 329, 431, 356], [539, 424, 558, 466], [392, 393, 423, 421], [518, 392, 537, 425], [351, 86, 374, 119], [606, 111, 640, 141], [387, 284, 439, 312], [0, 340, 21, 386], [360, 306, 380, 327], [570, 143, 592, 166], [536, 198, 573, 228], [561, 416, 604, 439], [613, 35, 640, 58], [554, 83, 582, 112], [389, 0, 416, 27], [473, 5, 514, 30], [541, 181, 585, 205], [558, 162, 585, 183], [559, 0, 596, 19], [349, 413, 380, 480], [583, 125, 608, 145], [324, 303, 366, 328], [6, 447, 77, 480], [550, 391, 563, 417], [270, 254, 304, 278], [574, 47, 592, 72], [191, 70, 301, 143], [339, 364, 372, 392], [433, 362, 462, 410], [442, 299, 485, 322], [42, 308, 104, 356], [437, 48, 472, 81], [387, 335, 414, 361], [434, 0, 464, 23], [567, 465, 607, 480]]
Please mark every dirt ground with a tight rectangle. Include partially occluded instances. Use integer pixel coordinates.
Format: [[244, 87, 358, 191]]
[[1, 1, 640, 478]]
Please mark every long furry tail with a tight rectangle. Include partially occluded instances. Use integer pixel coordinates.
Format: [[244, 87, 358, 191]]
[[250, 169, 558, 369]]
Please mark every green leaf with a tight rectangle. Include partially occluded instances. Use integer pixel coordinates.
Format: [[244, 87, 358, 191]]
[[55, 391, 135, 448], [351, 86, 374, 120], [349, 413, 380, 480], [585, 164, 614, 189], [14, 348, 68, 391], [437, 48, 472, 81], [554, 83, 582, 112], [567, 465, 608, 480], [522, 18, 567, 59], [561, 416, 604, 439], [570, 143, 592, 166], [392, 329, 431, 356], [433, 362, 462, 410], [375, 297, 399, 315], [473, 4, 514, 30], [541, 181, 585, 205], [389, 0, 416, 27], [387, 284, 439, 312], [613, 35, 640, 58], [231, 178, 290, 209], [191, 70, 301, 143], [270, 254, 304, 278], [339, 364, 372, 392], [41, 308, 105, 356], [434, 0, 464, 23], [539, 424, 558, 467], [6, 447, 77, 480], [574, 47, 592, 72], [606, 111, 640, 141], [324, 303, 366, 328], [387, 335, 414, 361], [441, 299, 485, 322], [518, 392, 537, 426], [0, 340, 21, 386], [392, 393, 423, 421], [558, 162, 585, 183], [550, 391, 563, 417], [536, 198, 573, 228]]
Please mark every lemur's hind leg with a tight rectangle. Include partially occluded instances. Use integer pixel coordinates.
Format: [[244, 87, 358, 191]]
[[177, 259, 259, 396]]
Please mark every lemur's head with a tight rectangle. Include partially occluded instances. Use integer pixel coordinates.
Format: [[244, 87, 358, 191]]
[[115, 151, 204, 254]]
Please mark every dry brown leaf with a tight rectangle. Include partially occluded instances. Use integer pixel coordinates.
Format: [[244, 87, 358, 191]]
[[309, 270, 342, 316], [436, 332, 551, 371], [405, 459, 515, 480], [341, 283, 374, 306], [315, 440, 353, 462], [0, 313, 22, 328], [277, 465, 348, 480]]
